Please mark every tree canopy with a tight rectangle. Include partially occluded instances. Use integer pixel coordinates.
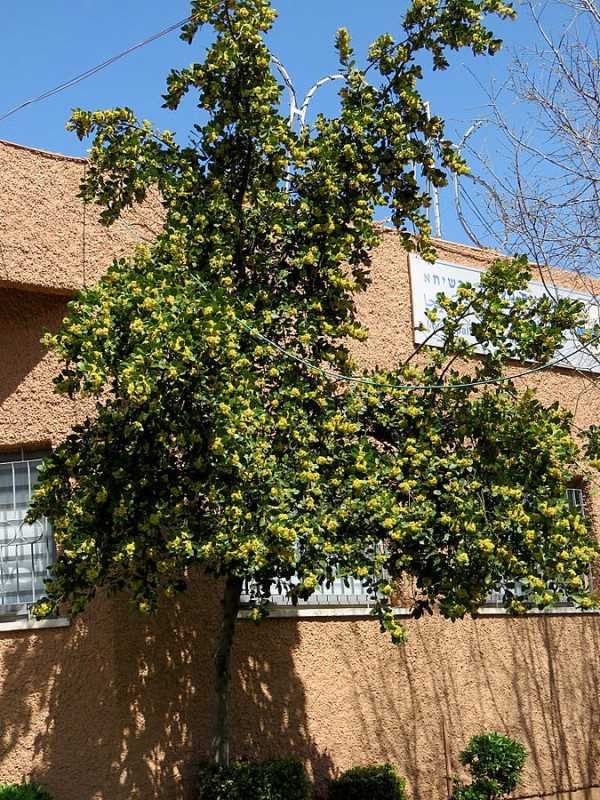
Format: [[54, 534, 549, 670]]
[[28, 0, 598, 765]]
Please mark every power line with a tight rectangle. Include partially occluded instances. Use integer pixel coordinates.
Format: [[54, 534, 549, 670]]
[[7, 6, 599, 395], [118, 216, 600, 392], [0, 14, 200, 123]]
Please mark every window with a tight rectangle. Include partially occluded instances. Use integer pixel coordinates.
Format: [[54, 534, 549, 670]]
[[0, 450, 54, 617], [485, 487, 591, 608], [565, 486, 585, 516], [241, 542, 386, 610]]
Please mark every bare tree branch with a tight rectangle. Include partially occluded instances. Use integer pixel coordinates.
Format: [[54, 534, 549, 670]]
[[464, 0, 600, 281]]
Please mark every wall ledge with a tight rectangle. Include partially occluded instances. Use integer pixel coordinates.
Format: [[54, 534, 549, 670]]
[[239, 605, 600, 620], [0, 617, 70, 632], [238, 606, 413, 619], [477, 605, 600, 617]]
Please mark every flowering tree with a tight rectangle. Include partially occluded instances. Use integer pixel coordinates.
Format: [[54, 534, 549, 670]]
[[30, 0, 597, 768]]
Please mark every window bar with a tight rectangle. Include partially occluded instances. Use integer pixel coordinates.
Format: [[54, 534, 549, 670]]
[[0, 531, 5, 606], [15, 538, 22, 605], [29, 535, 37, 604], [11, 463, 16, 515]]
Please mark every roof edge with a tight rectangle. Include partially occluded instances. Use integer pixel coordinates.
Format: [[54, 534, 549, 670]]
[[373, 224, 505, 257], [0, 138, 86, 163]]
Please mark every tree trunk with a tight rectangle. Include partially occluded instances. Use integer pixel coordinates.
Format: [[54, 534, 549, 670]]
[[211, 574, 244, 767]]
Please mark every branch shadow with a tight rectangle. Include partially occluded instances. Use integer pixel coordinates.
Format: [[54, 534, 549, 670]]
[[0, 589, 214, 799], [400, 613, 600, 799], [0, 577, 331, 800], [250, 613, 600, 800], [2, 590, 599, 800]]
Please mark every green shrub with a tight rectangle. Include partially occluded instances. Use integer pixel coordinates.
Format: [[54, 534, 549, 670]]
[[0, 784, 53, 800], [327, 763, 407, 800], [197, 756, 310, 800], [451, 732, 527, 800]]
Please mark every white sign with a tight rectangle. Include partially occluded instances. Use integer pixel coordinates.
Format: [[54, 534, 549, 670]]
[[409, 254, 600, 374]]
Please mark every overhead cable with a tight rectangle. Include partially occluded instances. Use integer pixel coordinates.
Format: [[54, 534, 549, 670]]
[[118, 216, 600, 392], [0, 13, 204, 123]]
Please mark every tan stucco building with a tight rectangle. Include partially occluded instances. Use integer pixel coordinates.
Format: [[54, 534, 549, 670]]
[[2, 138, 600, 800]]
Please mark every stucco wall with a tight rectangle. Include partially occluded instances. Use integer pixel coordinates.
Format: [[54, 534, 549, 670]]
[[3, 588, 600, 800], [1, 141, 600, 800], [0, 139, 161, 294]]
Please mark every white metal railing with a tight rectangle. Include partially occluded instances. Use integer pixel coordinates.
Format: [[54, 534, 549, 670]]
[[565, 487, 585, 516], [242, 574, 372, 608], [242, 541, 387, 608]]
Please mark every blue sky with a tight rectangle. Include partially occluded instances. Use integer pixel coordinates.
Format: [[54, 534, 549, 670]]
[[0, 0, 559, 246]]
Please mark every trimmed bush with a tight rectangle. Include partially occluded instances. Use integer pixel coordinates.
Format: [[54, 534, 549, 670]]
[[327, 763, 407, 800], [0, 785, 53, 800], [197, 756, 310, 800], [451, 732, 527, 800]]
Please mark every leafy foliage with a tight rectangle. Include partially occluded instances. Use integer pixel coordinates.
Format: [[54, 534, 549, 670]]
[[197, 756, 310, 800], [30, 255, 598, 632], [451, 733, 527, 800], [327, 763, 407, 800], [29, 0, 598, 641], [0, 784, 53, 800]]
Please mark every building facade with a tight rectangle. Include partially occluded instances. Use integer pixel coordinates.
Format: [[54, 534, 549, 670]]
[[1, 138, 600, 800]]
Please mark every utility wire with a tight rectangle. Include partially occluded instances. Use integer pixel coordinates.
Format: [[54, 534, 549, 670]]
[[8, 4, 598, 394], [118, 216, 600, 392], [0, 13, 202, 123]]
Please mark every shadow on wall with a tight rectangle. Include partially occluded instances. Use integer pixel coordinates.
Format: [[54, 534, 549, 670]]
[[0, 288, 68, 405], [0, 576, 331, 800], [396, 614, 600, 799], [508, 617, 600, 798], [251, 612, 600, 800], [231, 617, 335, 789], [1, 581, 599, 800]]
